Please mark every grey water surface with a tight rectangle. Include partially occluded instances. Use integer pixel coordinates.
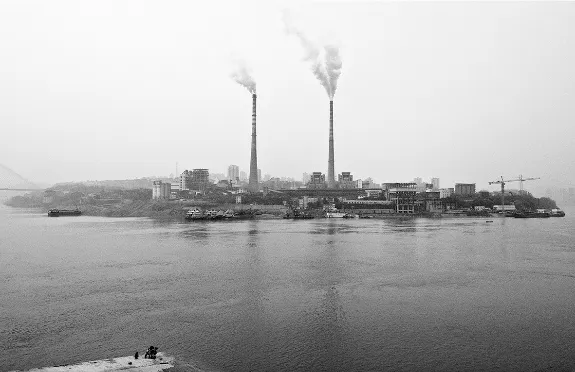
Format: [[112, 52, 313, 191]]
[[2, 203, 575, 371]]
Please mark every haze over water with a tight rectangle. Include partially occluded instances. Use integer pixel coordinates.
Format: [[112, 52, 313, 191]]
[[2, 202, 575, 371]]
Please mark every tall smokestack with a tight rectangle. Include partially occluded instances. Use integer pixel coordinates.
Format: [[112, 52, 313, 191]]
[[249, 93, 259, 192], [327, 100, 335, 188]]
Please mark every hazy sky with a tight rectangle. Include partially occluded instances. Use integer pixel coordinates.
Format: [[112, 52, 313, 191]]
[[1, 1, 574, 194]]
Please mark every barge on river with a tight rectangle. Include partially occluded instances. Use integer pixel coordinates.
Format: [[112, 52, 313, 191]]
[[47, 209, 82, 217]]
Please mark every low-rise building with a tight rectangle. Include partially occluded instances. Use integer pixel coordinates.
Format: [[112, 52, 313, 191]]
[[342, 199, 393, 208], [439, 188, 454, 198], [299, 196, 319, 209], [478, 190, 490, 198], [423, 190, 443, 213], [364, 189, 383, 198], [425, 199, 444, 213]]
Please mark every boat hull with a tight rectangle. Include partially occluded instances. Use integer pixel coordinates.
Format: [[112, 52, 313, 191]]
[[325, 212, 347, 218], [48, 209, 82, 217]]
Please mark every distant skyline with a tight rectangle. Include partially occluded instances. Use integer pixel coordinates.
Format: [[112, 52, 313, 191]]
[[1, 1, 574, 196]]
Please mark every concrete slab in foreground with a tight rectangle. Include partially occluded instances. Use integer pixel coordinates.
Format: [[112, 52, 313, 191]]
[[15, 352, 174, 372]]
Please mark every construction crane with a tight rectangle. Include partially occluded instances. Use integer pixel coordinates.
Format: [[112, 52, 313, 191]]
[[488, 175, 540, 213], [517, 174, 541, 193]]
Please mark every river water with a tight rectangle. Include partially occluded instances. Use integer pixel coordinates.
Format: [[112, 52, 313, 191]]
[[1, 201, 575, 371]]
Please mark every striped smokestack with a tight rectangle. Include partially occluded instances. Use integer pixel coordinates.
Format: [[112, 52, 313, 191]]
[[327, 100, 335, 188], [249, 93, 259, 192]]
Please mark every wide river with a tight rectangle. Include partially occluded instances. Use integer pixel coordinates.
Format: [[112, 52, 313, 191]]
[[1, 201, 575, 371]]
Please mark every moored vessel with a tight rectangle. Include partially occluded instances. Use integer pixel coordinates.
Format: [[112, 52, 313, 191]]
[[550, 208, 566, 217], [204, 209, 223, 220], [47, 209, 82, 217], [514, 209, 551, 218], [323, 204, 349, 218], [184, 208, 204, 220], [283, 208, 315, 219]]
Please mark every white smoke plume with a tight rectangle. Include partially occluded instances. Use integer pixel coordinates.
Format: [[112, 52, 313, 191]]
[[231, 60, 256, 94], [283, 11, 342, 99]]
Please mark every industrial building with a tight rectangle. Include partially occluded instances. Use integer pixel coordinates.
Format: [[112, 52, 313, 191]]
[[338, 172, 355, 189], [307, 172, 326, 189], [384, 183, 418, 213]]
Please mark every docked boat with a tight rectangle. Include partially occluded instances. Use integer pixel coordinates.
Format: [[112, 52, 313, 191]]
[[204, 209, 222, 220], [48, 208, 82, 217], [185, 208, 204, 220], [534, 209, 551, 218], [550, 208, 566, 217], [324, 204, 349, 218], [223, 209, 236, 218], [514, 209, 551, 218], [283, 209, 315, 219], [325, 212, 347, 218]]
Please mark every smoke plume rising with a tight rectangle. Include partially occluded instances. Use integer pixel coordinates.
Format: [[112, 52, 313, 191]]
[[283, 11, 342, 99], [231, 60, 256, 94]]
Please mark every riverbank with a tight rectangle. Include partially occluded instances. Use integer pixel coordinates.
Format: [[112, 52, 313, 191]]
[[5, 203, 506, 221], [1, 192, 535, 220], [4, 196, 289, 219], [22, 353, 174, 372]]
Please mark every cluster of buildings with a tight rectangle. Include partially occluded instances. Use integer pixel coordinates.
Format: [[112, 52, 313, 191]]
[[151, 169, 213, 200], [151, 166, 482, 215]]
